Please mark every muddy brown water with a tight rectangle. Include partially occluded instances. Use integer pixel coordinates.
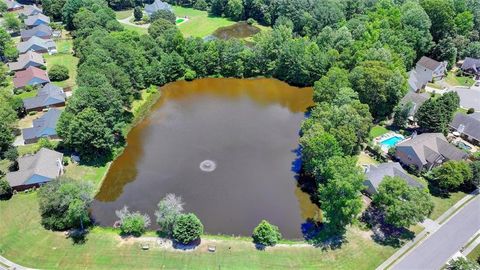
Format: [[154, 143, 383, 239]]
[[212, 21, 260, 40], [91, 78, 321, 239]]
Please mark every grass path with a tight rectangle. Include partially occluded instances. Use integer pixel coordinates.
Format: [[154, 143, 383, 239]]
[[0, 193, 396, 270]]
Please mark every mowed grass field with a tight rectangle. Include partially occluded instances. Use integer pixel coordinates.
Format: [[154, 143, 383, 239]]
[[0, 193, 396, 270], [173, 6, 235, 37], [44, 39, 79, 89]]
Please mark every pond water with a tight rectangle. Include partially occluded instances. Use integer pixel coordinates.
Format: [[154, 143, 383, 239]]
[[91, 78, 321, 239], [212, 21, 260, 40]]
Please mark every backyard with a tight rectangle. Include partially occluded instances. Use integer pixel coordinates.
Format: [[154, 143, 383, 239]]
[[0, 193, 397, 270], [44, 39, 79, 89]]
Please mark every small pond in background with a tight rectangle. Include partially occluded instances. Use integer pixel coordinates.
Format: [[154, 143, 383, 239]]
[[91, 78, 321, 239], [212, 21, 261, 40]]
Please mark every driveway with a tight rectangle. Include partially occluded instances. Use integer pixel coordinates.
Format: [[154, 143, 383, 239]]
[[391, 195, 480, 270], [454, 87, 480, 111], [118, 16, 150, 28]]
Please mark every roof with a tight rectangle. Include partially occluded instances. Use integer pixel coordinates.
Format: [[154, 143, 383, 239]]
[[145, 0, 172, 15], [20, 5, 42, 16], [417, 56, 443, 71], [17, 36, 56, 54], [365, 162, 423, 194], [23, 83, 65, 110], [7, 51, 45, 71], [3, 0, 22, 9], [400, 90, 429, 116], [450, 112, 480, 141], [22, 109, 61, 141], [13, 66, 49, 88], [20, 24, 53, 40], [396, 133, 468, 166], [24, 13, 50, 26], [461, 57, 480, 73], [408, 69, 431, 91], [6, 148, 63, 187]]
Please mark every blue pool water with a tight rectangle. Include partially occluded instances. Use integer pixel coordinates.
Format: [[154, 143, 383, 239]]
[[380, 136, 403, 148]]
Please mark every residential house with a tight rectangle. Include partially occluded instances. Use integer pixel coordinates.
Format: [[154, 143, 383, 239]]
[[461, 57, 480, 78], [363, 162, 424, 196], [145, 0, 173, 16], [13, 66, 49, 89], [17, 36, 57, 54], [22, 109, 62, 144], [6, 148, 64, 191], [399, 90, 430, 121], [395, 133, 468, 171], [20, 24, 53, 41], [3, 0, 23, 11], [408, 56, 448, 91], [23, 83, 66, 112], [24, 13, 50, 28], [7, 51, 45, 71], [20, 5, 42, 16], [450, 112, 480, 146]]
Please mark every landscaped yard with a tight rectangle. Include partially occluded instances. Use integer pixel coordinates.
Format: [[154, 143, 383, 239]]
[[44, 39, 79, 89], [357, 151, 379, 166], [173, 6, 235, 37], [115, 9, 132, 20], [445, 72, 475, 87], [429, 191, 468, 220], [0, 193, 396, 270], [64, 163, 110, 190], [369, 125, 390, 139]]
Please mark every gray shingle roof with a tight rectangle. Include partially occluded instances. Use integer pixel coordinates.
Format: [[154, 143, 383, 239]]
[[22, 108, 61, 141], [364, 162, 423, 194], [145, 0, 172, 15], [24, 13, 50, 27], [20, 5, 42, 16], [450, 112, 480, 141], [17, 36, 56, 54], [400, 90, 429, 116], [3, 0, 22, 10], [20, 24, 53, 40], [461, 57, 480, 74], [7, 51, 45, 71], [23, 83, 66, 110], [6, 148, 63, 187], [396, 133, 468, 166]]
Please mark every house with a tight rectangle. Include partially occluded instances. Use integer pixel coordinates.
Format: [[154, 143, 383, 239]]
[[23, 83, 66, 112], [5, 148, 63, 191], [408, 56, 448, 91], [20, 24, 53, 41], [3, 0, 23, 11], [22, 109, 62, 144], [13, 66, 50, 89], [363, 162, 423, 195], [24, 13, 50, 28], [20, 5, 42, 16], [145, 0, 173, 16], [395, 133, 468, 171], [461, 57, 480, 78], [17, 36, 57, 54], [399, 90, 430, 121], [7, 51, 45, 71], [450, 112, 480, 146]]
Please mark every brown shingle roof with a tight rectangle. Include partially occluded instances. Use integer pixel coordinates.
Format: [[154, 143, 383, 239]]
[[417, 56, 443, 71]]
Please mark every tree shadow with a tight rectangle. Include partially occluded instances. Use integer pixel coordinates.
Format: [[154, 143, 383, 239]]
[[361, 206, 415, 248], [302, 221, 347, 250], [67, 229, 89, 245], [172, 238, 201, 250]]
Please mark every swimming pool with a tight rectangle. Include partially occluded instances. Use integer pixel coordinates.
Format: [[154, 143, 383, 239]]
[[380, 136, 403, 148]]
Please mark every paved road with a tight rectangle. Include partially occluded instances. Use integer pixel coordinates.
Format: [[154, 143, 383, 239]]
[[392, 195, 480, 270]]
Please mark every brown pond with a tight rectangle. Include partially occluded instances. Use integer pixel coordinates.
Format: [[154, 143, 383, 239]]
[[91, 78, 321, 239], [212, 21, 260, 40]]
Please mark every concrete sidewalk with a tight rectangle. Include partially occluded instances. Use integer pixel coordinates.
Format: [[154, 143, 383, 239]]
[[0, 255, 37, 270]]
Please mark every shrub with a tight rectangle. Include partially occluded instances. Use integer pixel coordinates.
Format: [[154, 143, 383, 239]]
[[184, 69, 196, 81], [37, 138, 54, 150], [49, 64, 69, 81], [0, 178, 12, 199], [193, 0, 208, 11], [62, 156, 70, 166], [252, 220, 282, 246], [172, 213, 203, 244], [133, 6, 143, 22], [247, 18, 256, 25], [4, 146, 18, 161], [116, 206, 151, 237], [446, 257, 480, 270], [155, 193, 184, 234], [467, 108, 475, 114]]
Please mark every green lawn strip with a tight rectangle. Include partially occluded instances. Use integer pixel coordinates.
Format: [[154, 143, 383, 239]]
[[429, 191, 468, 220], [426, 82, 443, 90], [15, 90, 37, 99], [0, 193, 396, 270], [115, 9, 132, 20], [173, 6, 235, 37], [44, 39, 79, 89], [467, 243, 480, 261], [369, 125, 390, 139], [445, 73, 475, 87], [119, 23, 148, 34]]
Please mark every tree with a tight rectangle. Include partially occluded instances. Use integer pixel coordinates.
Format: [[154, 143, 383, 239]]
[[38, 177, 94, 230], [193, 0, 208, 11], [149, 10, 175, 24], [115, 206, 151, 237], [133, 6, 143, 21], [420, 0, 456, 41], [432, 37, 458, 69], [313, 67, 351, 104], [468, 161, 480, 188], [148, 18, 176, 39], [62, 0, 85, 30], [224, 0, 244, 21], [155, 193, 184, 234], [0, 1, 7, 13], [0, 178, 12, 199], [49, 64, 70, 81], [252, 220, 282, 246], [374, 176, 433, 228], [432, 160, 473, 190], [0, 121, 14, 159], [417, 92, 460, 133], [3, 146, 18, 162], [455, 11, 474, 36], [463, 42, 480, 59], [43, 0, 67, 21], [446, 257, 480, 270], [318, 156, 364, 233], [0, 27, 18, 60], [393, 102, 413, 128], [3, 12, 22, 33], [172, 213, 204, 244]]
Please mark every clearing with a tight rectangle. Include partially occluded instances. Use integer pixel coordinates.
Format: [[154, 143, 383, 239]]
[[44, 38, 79, 89]]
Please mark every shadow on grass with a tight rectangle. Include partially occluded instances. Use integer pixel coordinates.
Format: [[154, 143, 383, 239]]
[[67, 229, 89, 245], [172, 238, 201, 250], [361, 206, 415, 248]]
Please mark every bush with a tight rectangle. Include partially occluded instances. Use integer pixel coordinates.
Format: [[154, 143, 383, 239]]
[[4, 146, 18, 161], [467, 108, 475, 114], [172, 213, 203, 244], [247, 18, 256, 25], [432, 160, 472, 190], [37, 138, 54, 150], [0, 178, 12, 199], [155, 193, 184, 235], [62, 156, 70, 166], [193, 0, 208, 11], [184, 69, 196, 81], [446, 257, 480, 270], [252, 220, 282, 246], [49, 64, 69, 81], [116, 206, 151, 237], [133, 6, 143, 22]]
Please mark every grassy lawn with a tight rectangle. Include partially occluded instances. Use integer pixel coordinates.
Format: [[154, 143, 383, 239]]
[[369, 125, 390, 139], [467, 243, 480, 261], [357, 151, 379, 166], [15, 90, 36, 99], [44, 39, 79, 89], [64, 162, 110, 190], [445, 72, 475, 87], [115, 9, 132, 20], [429, 191, 468, 220], [426, 82, 443, 90], [173, 6, 235, 37], [0, 193, 396, 270], [120, 23, 148, 34]]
